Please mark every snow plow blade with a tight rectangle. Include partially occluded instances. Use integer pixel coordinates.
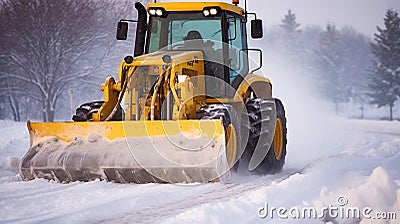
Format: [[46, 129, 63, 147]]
[[20, 120, 229, 183]]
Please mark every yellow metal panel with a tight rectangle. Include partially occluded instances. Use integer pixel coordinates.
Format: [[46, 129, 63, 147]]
[[234, 73, 272, 101], [28, 120, 224, 146], [147, 2, 244, 16], [205, 98, 231, 104]]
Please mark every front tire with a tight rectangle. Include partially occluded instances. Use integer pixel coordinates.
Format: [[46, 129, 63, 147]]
[[241, 98, 287, 174], [196, 104, 240, 168]]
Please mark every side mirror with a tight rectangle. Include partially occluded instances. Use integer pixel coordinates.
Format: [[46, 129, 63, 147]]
[[116, 21, 128, 40], [251, 19, 263, 39]]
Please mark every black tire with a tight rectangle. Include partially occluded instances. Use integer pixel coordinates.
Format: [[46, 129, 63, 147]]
[[72, 101, 124, 121], [240, 98, 287, 174], [196, 104, 241, 169]]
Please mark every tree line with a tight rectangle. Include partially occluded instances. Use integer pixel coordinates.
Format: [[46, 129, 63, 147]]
[[262, 8, 400, 120]]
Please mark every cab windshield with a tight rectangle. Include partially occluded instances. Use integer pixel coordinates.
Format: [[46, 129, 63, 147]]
[[147, 12, 222, 53]]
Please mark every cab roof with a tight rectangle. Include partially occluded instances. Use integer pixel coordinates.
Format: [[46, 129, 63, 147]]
[[146, 2, 245, 16]]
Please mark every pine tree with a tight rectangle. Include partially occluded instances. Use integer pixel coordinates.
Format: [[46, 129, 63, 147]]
[[280, 9, 301, 34], [279, 9, 301, 55], [369, 9, 400, 120]]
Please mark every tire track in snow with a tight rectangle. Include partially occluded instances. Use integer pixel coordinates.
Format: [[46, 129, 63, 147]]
[[99, 169, 301, 224]]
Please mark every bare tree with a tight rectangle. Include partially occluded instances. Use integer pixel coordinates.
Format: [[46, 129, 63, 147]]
[[0, 0, 125, 121]]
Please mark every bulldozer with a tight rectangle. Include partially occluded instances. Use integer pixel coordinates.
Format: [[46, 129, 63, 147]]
[[20, 0, 287, 184]]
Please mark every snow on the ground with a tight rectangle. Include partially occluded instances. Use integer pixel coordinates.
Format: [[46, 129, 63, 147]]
[[161, 118, 400, 224], [0, 117, 399, 224], [0, 121, 28, 178]]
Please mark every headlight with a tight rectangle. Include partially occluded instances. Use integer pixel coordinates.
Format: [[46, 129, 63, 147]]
[[202, 7, 220, 17], [148, 7, 167, 17], [149, 9, 156, 16], [209, 8, 218, 15], [156, 9, 163, 16]]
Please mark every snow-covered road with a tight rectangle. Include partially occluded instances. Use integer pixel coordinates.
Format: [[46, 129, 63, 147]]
[[0, 118, 399, 224]]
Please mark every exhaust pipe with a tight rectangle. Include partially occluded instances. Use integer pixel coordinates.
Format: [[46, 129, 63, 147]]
[[134, 2, 147, 57]]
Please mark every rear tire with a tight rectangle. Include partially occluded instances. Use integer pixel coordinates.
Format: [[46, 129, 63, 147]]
[[241, 98, 287, 174], [72, 101, 124, 121]]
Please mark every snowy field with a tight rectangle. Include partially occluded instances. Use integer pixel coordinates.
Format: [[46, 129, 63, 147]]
[[0, 56, 399, 222], [0, 116, 399, 223]]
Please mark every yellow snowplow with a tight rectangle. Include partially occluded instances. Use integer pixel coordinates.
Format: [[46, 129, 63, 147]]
[[20, 1, 287, 183]]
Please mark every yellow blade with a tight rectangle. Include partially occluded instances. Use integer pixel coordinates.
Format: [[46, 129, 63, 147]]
[[21, 120, 230, 183]]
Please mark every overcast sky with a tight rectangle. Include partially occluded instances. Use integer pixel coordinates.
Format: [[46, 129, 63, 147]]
[[163, 0, 400, 36], [247, 0, 400, 36]]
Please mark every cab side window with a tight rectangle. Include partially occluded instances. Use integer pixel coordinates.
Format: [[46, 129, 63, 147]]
[[227, 15, 248, 83]]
